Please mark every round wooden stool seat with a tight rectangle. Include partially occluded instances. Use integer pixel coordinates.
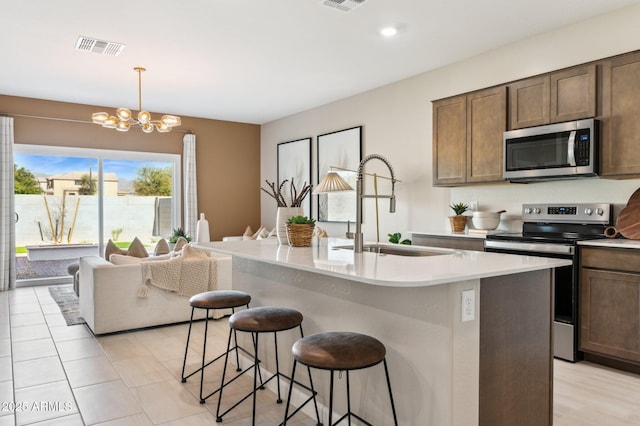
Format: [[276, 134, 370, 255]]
[[230, 306, 303, 333], [189, 290, 251, 310], [293, 331, 386, 370]]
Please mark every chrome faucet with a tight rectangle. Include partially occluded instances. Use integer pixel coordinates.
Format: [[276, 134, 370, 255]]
[[354, 154, 397, 253]]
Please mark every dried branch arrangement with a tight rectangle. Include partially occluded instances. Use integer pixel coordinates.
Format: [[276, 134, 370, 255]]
[[261, 178, 313, 207]]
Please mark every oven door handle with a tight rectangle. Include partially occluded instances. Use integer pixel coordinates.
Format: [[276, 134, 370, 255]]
[[484, 240, 575, 255], [567, 130, 577, 167]]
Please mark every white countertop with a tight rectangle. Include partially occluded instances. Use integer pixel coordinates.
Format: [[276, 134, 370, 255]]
[[195, 238, 570, 288], [579, 238, 640, 249]]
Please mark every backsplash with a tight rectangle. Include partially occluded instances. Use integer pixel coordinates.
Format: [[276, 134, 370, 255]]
[[450, 177, 640, 229]]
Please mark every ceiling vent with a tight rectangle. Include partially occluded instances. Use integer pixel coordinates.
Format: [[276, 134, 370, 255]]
[[322, 0, 367, 12], [75, 36, 125, 56]]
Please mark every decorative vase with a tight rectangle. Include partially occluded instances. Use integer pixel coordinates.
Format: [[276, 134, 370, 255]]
[[276, 207, 304, 245], [286, 223, 315, 247], [195, 213, 210, 243], [449, 215, 468, 233]]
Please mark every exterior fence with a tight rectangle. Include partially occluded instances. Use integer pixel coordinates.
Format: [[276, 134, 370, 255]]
[[15, 194, 172, 246]]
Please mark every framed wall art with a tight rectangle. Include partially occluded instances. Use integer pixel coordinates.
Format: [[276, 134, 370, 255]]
[[316, 126, 362, 222], [277, 137, 312, 218]]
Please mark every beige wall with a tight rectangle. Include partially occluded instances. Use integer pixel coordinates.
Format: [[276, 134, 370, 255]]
[[1, 94, 261, 241], [261, 3, 640, 238]]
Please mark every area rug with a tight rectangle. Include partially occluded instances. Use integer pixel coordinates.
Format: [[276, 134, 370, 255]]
[[48, 284, 85, 326]]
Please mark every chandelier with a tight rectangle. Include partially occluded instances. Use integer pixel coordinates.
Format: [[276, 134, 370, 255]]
[[92, 67, 181, 133]]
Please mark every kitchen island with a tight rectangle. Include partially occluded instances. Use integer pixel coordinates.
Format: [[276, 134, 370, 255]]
[[195, 238, 570, 426]]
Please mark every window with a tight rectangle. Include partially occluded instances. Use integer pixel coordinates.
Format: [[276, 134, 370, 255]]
[[14, 145, 181, 282]]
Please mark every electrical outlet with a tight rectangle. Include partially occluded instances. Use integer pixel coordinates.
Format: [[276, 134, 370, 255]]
[[469, 201, 478, 211], [461, 289, 475, 322]]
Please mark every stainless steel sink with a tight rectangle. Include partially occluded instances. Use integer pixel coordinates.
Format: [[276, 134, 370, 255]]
[[333, 244, 452, 257]]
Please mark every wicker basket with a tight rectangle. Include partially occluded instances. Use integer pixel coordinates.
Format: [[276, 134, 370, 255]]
[[286, 224, 315, 247], [449, 215, 468, 233]]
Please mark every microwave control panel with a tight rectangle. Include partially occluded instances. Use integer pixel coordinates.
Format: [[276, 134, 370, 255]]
[[575, 129, 591, 166]]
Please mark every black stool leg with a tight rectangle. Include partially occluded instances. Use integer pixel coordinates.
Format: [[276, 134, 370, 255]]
[[307, 366, 321, 425], [216, 327, 235, 422], [180, 307, 195, 382], [199, 308, 210, 403], [346, 371, 352, 426], [281, 359, 296, 426], [383, 358, 399, 426], [273, 331, 283, 403], [252, 332, 260, 425], [329, 370, 334, 426]]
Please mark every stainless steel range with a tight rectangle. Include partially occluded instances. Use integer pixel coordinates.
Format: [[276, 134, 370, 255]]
[[484, 203, 612, 362]]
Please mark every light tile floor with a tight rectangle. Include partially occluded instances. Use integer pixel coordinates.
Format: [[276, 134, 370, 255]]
[[0, 286, 316, 425], [1, 285, 640, 425]]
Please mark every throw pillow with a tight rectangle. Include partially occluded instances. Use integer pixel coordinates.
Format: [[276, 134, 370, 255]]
[[242, 225, 254, 240], [127, 236, 149, 258], [173, 236, 188, 251], [105, 239, 126, 260], [256, 227, 270, 240], [154, 238, 170, 256]]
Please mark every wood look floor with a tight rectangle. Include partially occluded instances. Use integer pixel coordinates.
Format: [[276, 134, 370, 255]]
[[1, 285, 640, 425]]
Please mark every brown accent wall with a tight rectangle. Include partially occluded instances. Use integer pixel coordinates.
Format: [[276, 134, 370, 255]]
[[1, 94, 261, 241]]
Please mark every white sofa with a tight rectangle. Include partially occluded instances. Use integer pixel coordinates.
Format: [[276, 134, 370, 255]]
[[79, 252, 232, 335]]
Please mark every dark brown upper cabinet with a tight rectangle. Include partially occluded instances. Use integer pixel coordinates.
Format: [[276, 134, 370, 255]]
[[509, 64, 596, 130], [600, 51, 640, 177], [433, 86, 506, 186], [509, 76, 550, 129], [466, 87, 507, 183], [433, 95, 466, 185]]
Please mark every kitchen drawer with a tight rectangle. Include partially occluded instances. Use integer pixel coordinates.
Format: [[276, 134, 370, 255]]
[[580, 246, 640, 274]]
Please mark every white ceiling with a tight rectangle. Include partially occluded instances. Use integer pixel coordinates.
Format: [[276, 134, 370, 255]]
[[1, 0, 639, 125]]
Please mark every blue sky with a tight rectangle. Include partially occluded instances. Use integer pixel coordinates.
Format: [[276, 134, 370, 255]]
[[14, 155, 170, 181]]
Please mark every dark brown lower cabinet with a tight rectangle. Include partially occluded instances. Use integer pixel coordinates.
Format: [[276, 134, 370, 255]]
[[480, 271, 553, 426], [411, 234, 485, 251], [580, 247, 640, 372]]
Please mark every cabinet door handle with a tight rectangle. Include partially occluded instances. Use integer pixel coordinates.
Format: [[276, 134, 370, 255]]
[[567, 130, 576, 166]]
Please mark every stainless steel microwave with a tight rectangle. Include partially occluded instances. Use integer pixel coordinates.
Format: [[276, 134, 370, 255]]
[[503, 118, 597, 181]]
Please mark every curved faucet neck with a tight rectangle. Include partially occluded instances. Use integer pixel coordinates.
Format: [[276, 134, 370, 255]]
[[354, 154, 397, 253]]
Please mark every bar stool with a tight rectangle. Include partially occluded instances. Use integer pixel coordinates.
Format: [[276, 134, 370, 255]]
[[283, 331, 398, 426], [180, 290, 252, 403], [215, 306, 320, 425]]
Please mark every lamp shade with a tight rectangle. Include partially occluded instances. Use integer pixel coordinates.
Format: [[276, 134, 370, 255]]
[[314, 171, 354, 194]]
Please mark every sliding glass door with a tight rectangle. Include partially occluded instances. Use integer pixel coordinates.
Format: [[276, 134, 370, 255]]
[[14, 145, 181, 285]]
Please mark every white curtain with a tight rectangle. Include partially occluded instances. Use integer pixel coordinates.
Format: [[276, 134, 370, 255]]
[[183, 133, 198, 240], [0, 116, 16, 291]]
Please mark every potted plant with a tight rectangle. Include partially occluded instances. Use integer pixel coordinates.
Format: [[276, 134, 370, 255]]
[[286, 215, 316, 247], [168, 227, 192, 249], [262, 178, 313, 245], [449, 202, 469, 233]]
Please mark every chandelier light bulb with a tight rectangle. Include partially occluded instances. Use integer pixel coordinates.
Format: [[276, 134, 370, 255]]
[[116, 121, 130, 132], [103, 116, 119, 129], [92, 112, 109, 124], [138, 110, 151, 124], [161, 115, 181, 127], [116, 108, 132, 121], [141, 122, 154, 133]]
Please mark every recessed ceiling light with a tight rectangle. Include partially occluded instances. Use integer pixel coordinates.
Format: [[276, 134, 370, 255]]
[[380, 26, 398, 37]]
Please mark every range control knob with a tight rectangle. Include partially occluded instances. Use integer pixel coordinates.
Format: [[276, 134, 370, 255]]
[[524, 208, 532, 214], [585, 208, 593, 215], [533, 208, 541, 214], [595, 208, 604, 216]]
